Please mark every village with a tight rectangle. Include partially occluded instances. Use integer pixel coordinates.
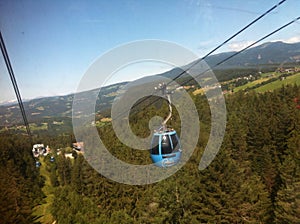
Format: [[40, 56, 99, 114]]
[[32, 142, 84, 167]]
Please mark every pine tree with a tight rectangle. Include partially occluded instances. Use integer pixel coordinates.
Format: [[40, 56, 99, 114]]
[[274, 129, 300, 223], [56, 152, 72, 186], [0, 135, 44, 224], [275, 154, 300, 223]]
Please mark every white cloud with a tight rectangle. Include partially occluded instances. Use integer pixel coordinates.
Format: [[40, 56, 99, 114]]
[[197, 39, 214, 47], [284, 36, 300, 43], [266, 35, 300, 44], [228, 40, 255, 51], [227, 35, 300, 52]]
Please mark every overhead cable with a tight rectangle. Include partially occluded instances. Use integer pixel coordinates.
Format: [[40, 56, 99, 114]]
[[106, 1, 290, 126], [0, 31, 32, 138]]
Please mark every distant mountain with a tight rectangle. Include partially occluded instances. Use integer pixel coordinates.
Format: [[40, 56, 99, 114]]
[[0, 82, 128, 126], [152, 41, 300, 83], [1, 41, 300, 126], [205, 41, 300, 68]]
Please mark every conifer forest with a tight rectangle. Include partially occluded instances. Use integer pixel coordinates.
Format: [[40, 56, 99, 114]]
[[0, 84, 299, 223], [1, 1, 300, 222]]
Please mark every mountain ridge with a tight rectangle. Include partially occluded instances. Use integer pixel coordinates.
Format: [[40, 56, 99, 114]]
[[1, 41, 300, 126]]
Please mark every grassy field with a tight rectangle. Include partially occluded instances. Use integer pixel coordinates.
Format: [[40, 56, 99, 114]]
[[32, 160, 55, 224], [255, 72, 300, 93], [260, 72, 276, 77], [193, 88, 204, 95], [232, 72, 300, 93], [234, 77, 270, 92], [0, 123, 48, 133]]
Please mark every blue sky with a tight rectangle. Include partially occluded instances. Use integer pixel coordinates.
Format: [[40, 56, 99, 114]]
[[0, 0, 299, 103]]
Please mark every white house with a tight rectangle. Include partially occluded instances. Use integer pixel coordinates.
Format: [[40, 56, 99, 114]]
[[32, 144, 49, 157]]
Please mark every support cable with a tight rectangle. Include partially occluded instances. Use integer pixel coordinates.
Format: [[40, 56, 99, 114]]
[[129, 16, 300, 119], [0, 31, 32, 138], [110, 0, 288, 122]]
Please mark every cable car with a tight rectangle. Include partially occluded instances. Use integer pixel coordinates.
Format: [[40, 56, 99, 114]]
[[151, 129, 182, 167], [35, 161, 41, 168], [50, 156, 55, 162], [150, 83, 182, 167]]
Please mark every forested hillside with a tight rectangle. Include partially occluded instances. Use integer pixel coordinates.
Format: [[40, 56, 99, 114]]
[[0, 135, 44, 223], [1, 41, 300, 128], [1, 84, 299, 223]]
